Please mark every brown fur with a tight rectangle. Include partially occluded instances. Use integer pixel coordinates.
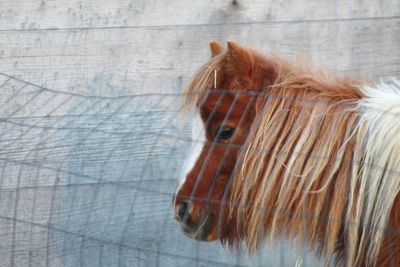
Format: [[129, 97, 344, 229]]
[[175, 41, 400, 266]]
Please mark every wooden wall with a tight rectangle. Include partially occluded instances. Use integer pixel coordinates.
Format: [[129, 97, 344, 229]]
[[0, 1, 398, 266]]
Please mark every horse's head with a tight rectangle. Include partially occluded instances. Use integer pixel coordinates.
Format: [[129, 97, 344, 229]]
[[172, 41, 282, 242]]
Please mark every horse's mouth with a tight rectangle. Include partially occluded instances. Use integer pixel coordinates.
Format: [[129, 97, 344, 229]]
[[180, 213, 215, 241]]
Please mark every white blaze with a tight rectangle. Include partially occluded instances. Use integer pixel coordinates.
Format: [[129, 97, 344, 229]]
[[177, 111, 206, 190]]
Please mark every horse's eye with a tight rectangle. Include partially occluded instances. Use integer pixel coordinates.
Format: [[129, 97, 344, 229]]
[[215, 126, 235, 141]]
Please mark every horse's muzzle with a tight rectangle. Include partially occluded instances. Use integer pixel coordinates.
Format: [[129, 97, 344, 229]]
[[181, 213, 215, 241], [174, 200, 215, 241]]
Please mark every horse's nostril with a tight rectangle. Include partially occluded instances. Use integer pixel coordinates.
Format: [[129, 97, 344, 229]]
[[177, 201, 191, 221]]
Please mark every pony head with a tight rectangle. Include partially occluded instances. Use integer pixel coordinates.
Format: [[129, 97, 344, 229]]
[[172, 41, 285, 242], [172, 41, 400, 267]]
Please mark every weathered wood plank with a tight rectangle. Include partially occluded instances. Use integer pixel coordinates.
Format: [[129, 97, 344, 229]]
[[0, 0, 399, 30], [0, 18, 399, 97]]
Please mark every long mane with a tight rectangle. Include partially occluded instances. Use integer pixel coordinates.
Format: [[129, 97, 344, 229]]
[[182, 53, 225, 110], [183, 48, 400, 266]]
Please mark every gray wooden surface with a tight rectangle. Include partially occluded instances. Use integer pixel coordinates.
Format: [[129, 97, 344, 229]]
[[0, 1, 398, 266]]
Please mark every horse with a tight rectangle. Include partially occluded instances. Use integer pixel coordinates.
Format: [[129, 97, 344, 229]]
[[172, 41, 400, 267]]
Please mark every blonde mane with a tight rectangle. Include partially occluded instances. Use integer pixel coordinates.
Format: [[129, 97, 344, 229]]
[[182, 45, 400, 266], [182, 53, 225, 110]]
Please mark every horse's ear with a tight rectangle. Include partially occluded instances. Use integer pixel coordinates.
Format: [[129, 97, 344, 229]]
[[209, 41, 224, 57], [226, 41, 253, 76]]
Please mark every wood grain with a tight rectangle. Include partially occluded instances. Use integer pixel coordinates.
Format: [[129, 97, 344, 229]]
[[0, 18, 399, 97], [0, 0, 398, 30]]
